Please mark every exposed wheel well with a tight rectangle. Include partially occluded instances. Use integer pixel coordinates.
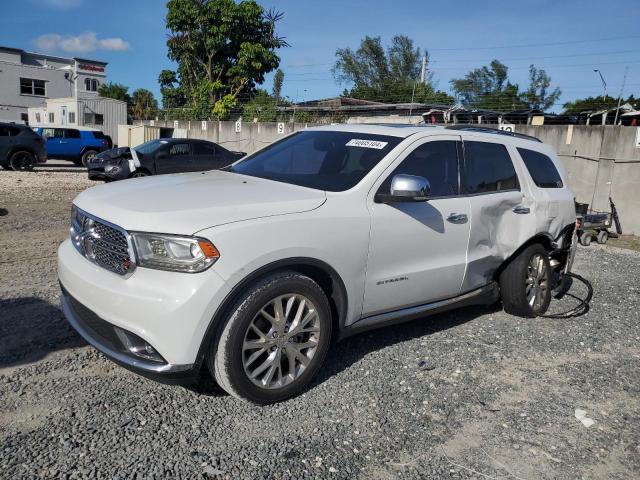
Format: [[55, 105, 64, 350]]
[[494, 234, 554, 281], [8, 147, 36, 159], [195, 258, 348, 370]]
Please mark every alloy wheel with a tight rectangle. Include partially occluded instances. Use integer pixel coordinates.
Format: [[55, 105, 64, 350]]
[[525, 253, 549, 311], [242, 294, 321, 389]]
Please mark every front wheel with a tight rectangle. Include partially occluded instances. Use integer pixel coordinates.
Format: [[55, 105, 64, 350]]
[[209, 271, 332, 404], [130, 170, 149, 178], [499, 244, 551, 318]]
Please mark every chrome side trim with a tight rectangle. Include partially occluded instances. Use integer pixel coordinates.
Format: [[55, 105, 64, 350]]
[[60, 293, 193, 374], [339, 283, 498, 340]]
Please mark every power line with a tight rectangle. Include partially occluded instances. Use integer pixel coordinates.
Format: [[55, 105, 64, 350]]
[[429, 34, 640, 51]]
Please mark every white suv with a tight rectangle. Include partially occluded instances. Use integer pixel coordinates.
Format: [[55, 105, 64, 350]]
[[58, 124, 577, 404]]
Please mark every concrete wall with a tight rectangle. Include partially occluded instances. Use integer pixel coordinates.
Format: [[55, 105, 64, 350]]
[[136, 120, 640, 235]]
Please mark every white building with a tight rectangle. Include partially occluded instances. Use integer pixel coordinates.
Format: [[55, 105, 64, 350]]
[[28, 96, 127, 141]]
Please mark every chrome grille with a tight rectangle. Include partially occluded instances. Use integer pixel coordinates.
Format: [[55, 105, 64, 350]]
[[71, 207, 135, 276]]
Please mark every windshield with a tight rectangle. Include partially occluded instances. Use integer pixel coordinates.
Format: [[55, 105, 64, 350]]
[[134, 139, 168, 155], [228, 131, 402, 191]]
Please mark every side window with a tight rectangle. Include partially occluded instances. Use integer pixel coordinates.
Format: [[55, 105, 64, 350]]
[[379, 141, 460, 197], [517, 148, 563, 188], [64, 129, 81, 139], [169, 143, 190, 156], [42, 128, 64, 139], [463, 141, 519, 194], [194, 142, 216, 155], [0, 126, 10, 137]]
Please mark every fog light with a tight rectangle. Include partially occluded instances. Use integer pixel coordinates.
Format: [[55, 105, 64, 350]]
[[114, 327, 165, 363]]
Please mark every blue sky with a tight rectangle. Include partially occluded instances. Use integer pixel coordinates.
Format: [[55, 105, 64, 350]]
[[2, 0, 639, 111]]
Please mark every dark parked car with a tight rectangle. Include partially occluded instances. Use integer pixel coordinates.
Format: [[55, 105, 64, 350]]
[[32, 126, 110, 166], [0, 122, 47, 171], [87, 138, 245, 181]]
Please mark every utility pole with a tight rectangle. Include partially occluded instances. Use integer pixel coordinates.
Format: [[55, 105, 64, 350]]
[[613, 66, 629, 126], [420, 55, 427, 84]]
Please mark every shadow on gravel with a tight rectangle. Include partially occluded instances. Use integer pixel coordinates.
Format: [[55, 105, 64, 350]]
[[314, 304, 501, 388], [0, 297, 85, 369]]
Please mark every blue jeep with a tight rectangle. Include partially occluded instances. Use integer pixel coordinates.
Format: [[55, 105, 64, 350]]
[[33, 126, 110, 166]]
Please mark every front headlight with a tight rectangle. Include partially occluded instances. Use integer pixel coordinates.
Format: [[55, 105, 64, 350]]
[[131, 233, 219, 273]]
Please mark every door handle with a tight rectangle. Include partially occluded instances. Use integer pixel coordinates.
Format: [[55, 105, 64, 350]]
[[513, 206, 531, 214], [446, 213, 468, 224]]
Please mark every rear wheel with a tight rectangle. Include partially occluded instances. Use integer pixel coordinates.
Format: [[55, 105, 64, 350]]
[[499, 244, 551, 318], [9, 151, 35, 171], [209, 271, 332, 404], [81, 149, 98, 167], [580, 233, 592, 246]]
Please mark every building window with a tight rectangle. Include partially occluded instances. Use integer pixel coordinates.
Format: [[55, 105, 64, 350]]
[[84, 112, 104, 125], [20, 78, 46, 96], [20, 113, 28, 123], [84, 78, 99, 92], [35, 113, 41, 123], [48, 112, 55, 123], [68, 112, 76, 124]]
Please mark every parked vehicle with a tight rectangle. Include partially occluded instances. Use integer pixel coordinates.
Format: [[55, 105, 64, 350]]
[[58, 124, 577, 404], [0, 122, 47, 171], [32, 126, 110, 166], [86, 138, 245, 181]]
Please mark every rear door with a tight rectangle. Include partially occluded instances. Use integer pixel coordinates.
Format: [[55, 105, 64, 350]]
[[61, 129, 82, 157], [192, 141, 218, 171], [460, 138, 536, 292]]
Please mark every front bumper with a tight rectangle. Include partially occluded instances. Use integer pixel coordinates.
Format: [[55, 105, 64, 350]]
[[87, 164, 130, 181], [58, 239, 231, 378], [60, 285, 197, 384]]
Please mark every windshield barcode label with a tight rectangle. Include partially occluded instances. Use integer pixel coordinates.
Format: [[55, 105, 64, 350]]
[[346, 139, 388, 149]]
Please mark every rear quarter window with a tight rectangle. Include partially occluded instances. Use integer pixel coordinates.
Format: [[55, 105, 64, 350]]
[[517, 148, 564, 188], [92, 131, 105, 139]]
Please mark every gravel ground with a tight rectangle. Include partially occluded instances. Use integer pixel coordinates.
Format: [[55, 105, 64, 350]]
[[1, 164, 639, 479]]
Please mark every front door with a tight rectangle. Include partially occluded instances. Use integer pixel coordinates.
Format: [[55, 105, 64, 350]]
[[42, 128, 64, 157], [363, 136, 471, 316], [155, 142, 193, 174]]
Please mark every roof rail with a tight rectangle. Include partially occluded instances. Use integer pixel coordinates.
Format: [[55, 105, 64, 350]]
[[445, 125, 542, 142]]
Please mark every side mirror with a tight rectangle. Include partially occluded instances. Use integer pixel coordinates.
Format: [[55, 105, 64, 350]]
[[376, 174, 431, 203]]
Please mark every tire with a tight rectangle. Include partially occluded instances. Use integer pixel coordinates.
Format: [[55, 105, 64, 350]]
[[9, 151, 35, 171], [597, 231, 608, 244], [81, 149, 98, 167], [580, 234, 592, 246], [130, 170, 149, 178], [499, 244, 552, 318], [209, 271, 332, 404]]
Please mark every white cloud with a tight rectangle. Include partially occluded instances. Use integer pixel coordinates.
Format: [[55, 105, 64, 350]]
[[34, 32, 131, 53]]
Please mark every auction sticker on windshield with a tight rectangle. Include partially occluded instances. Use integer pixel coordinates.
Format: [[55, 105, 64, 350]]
[[346, 139, 388, 149]]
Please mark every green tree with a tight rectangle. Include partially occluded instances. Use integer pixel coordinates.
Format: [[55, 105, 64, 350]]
[[98, 82, 131, 104], [521, 65, 561, 110], [131, 89, 158, 120], [563, 94, 638, 114], [158, 69, 185, 109], [450, 60, 522, 109], [242, 89, 279, 121], [333, 35, 453, 104], [162, 0, 287, 119], [272, 68, 284, 104]]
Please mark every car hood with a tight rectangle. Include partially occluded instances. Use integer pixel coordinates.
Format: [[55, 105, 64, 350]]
[[73, 170, 327, 235]]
